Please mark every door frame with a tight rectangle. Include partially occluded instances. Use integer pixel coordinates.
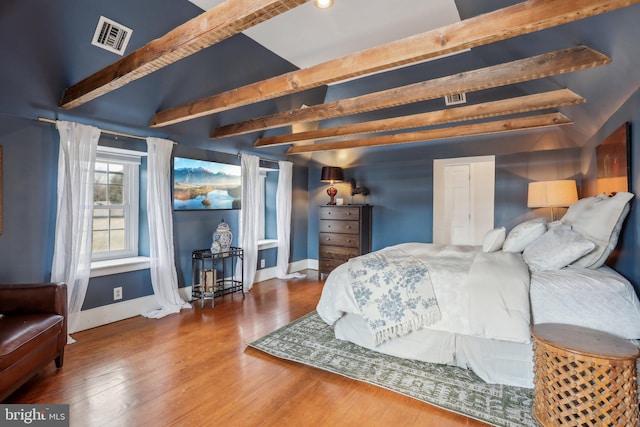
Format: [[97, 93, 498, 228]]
[[433, 155, 495, 245]]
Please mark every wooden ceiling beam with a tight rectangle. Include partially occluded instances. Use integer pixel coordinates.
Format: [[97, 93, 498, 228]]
[[151, 0, 638, 127], [219, 46, 606, 140], [59, 0, 310, 109], [254, 89, 585, 147], [285, 113, 572, 154]]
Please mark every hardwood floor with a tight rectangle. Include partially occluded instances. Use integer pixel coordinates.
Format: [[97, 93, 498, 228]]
[[7, 271, 487, 426]]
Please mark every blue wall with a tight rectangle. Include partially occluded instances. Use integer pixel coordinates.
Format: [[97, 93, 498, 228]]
[[170, 146, 241, 288], [0, 116, 58, 283], [582, 87, 640, 295], [307, 138, 582, 258], [0, 0, 323, 310], [0, 114, 311, 309], [0, 108, 635, 311], [0, 115, 156, 310], [3, 0, 639, 312]]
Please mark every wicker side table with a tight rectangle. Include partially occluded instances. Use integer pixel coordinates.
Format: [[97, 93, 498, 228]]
[[531, 323, 639, 427]]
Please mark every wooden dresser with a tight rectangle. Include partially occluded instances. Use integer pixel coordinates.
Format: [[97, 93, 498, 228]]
[[318, 205, 372, 277]]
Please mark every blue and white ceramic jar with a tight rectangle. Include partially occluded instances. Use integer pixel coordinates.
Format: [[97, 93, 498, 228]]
[[212, 219, 233, 254]]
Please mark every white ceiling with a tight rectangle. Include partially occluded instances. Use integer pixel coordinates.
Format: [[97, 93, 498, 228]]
[[188, 0, 462, 69]]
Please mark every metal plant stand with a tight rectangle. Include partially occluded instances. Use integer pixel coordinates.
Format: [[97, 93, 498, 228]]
[[191, 247, 244, 308]]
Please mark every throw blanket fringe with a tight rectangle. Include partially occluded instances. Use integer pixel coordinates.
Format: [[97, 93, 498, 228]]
[[348, 249, 441, 346], [373, 310, 442, 346]]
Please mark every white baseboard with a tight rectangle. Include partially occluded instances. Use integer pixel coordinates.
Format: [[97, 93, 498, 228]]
[[293, 258, 316, 273], [254, 266, 277, 283], [75, 287, 192, 333], [307, 259, 319, 270], [75, 295, 158, 332], [255, 259, 316, 281], [75, 260, 318, 332]]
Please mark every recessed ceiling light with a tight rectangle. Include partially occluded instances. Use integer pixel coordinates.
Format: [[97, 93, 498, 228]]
[[314, 0, 334, 9]]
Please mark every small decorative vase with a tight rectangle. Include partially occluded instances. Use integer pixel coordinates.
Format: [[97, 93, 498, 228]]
[[212, 219, 233, 254]]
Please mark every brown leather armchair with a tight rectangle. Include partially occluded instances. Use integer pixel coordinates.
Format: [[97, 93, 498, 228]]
[[0, 282, 67, 401]]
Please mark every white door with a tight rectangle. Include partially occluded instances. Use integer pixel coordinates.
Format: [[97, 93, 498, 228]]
[[433, 156, 495, 245], [444, 164, 471, 245]]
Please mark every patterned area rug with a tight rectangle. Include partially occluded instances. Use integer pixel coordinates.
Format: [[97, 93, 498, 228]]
[[248, 311, 536, 427]]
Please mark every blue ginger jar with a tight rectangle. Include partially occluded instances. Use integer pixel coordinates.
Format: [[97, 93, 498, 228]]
[[212, 219, 232, 255]]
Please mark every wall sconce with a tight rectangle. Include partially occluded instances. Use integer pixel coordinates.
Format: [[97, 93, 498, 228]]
[[320, 166, 343, 205], [349, 177, 370, 196], [527, 180, 578, 221]]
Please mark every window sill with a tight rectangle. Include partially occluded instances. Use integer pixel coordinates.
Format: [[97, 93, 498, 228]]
[[258, 239, 278, 250], [90, 256, 151, 278]]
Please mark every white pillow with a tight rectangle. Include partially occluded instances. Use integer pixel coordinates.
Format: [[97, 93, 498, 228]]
[[560, 193, 607, 225], [570, 192, 634, 268], [482, 227, 506, 252], [523, 225, 595, 271], [502, 218, 547, 253], [589, 203, 630, 268]]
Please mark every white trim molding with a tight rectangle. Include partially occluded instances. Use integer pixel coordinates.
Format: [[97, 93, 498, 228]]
[[75, 287, 192, 333], [90, 256, 151, 277], [258, 239, 278, 250], [77, 259, 318, 332], [255, 259, 315, 282]]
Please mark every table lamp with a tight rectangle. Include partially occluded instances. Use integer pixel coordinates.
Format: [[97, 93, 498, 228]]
[[527, 180, 578, 221], [320, 166, 343, 205]]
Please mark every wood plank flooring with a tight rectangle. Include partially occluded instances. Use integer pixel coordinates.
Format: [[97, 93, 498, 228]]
[[6, 271, 487, 426]]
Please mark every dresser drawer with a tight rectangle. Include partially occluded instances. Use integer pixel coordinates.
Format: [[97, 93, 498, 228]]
[[318, 205, 371, 277], [319, 220, 360, 234], [318, 258, 346, 274], [319, 232, 360, 248], [319, 207, 360, 220], [319, 245, 360, 260]]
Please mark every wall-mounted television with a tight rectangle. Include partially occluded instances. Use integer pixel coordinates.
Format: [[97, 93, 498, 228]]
[[173, 157, 241, 210]]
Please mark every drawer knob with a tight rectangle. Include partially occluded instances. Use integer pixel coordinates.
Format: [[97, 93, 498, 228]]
[[347, 226, 351, 229], [347, 212, 351, 215]]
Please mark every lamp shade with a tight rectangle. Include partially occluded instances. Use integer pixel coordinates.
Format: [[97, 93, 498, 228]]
[[527, 180, 578, 208], [320, 166, 343, 183]]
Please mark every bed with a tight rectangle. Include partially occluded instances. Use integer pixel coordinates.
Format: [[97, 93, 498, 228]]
[[316, 191, 640, 388]]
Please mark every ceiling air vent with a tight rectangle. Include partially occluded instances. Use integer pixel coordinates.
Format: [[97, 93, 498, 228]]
[[91, 16, 132, 56], [444, 92, 467, 106]]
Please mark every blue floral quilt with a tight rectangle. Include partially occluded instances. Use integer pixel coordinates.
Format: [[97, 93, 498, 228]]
[[348, 249, 441, 345]]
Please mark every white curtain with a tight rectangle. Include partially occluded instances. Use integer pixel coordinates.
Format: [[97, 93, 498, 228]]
[[143, 137, 191, 318], [51, 121, 101, 341], [238, 154, 260, 292], [276, 161, 305, 279]]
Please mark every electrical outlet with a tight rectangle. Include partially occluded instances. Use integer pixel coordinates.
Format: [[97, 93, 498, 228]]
[[113, 287, 123, 301], [260, 259, 265, 268]]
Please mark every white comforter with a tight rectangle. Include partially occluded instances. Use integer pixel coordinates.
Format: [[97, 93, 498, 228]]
[[317, 242, 532, 344]]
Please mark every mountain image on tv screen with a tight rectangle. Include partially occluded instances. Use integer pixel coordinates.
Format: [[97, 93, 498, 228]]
[[173, 157, 241, 210]]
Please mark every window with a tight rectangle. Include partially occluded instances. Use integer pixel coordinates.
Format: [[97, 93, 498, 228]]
[[258, 171, 267, 240], [258, 168, 279, 239], [92, 146, 141, 261], [257, 168, 279, 250]]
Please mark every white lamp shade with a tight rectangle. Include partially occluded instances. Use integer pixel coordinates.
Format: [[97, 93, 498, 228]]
[[527, 180, 578, 208]]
